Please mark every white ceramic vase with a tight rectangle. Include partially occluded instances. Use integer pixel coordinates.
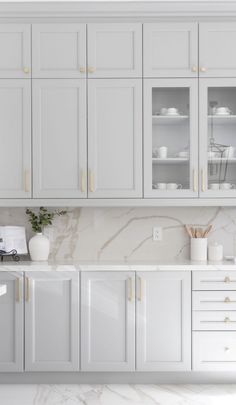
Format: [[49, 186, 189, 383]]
[[29, 233, 50, 261]]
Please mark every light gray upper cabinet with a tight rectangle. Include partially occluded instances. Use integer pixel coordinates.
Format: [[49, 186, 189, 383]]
[[0, 24, 31, 78], [33, 79, 87, 198], [88, 78, 142, 198], [136, 271, 191, 371], [81, 271, 135, 371], [0, 79, 31, 198], [199, 78, 236, 197], [25, 271, 79, 372], [199, 23, 236, 77], [32, 24, 86, 78], [0, 272, 23, 372], [88, 23, 142, 78], [144, 78, 198, 198], [143, 23, 198, 77]]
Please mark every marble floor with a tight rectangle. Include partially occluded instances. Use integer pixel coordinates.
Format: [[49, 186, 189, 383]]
[[0, 384, 236, 405]]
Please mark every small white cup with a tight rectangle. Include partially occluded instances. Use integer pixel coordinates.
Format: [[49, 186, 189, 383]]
[[156, 183, 166, 189], [166, 107, 179, 115], [157, 146, 168, 159], [160, 107, 167, 116], [167, 183, 182, 190], [209, 183, 220, 190]]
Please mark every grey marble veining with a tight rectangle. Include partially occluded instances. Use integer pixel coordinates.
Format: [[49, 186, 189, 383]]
[[0, 207, 236, 262], [0, 384, 236, 405]]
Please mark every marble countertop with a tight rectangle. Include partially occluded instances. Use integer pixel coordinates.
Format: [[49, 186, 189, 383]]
[[0, 259, 236, 271]]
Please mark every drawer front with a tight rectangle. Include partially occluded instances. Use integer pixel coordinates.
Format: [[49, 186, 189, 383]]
[[193, 271, 236, 291], [193, 291, 236, 310], [193, 311, 236, 331], [193, 331, 236, 370]]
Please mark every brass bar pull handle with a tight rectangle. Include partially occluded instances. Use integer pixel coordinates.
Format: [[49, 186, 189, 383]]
[[16, 278, 20, 302], [25, 277, 30, 302], [138, 277, 142, 302], [201, 169, 205, 192], [24, 170, 30, 193], [128, 277, 132, 302], [80, 170, 86, 193], [89, 170, 94, 192], [193, 169, 197, 192]]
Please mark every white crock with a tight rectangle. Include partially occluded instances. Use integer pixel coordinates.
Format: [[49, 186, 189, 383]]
[[28, 233, 50, 261], [190, 238, 208, 261]]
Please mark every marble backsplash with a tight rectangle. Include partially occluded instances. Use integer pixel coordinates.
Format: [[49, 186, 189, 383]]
[[0, 206, 236, 262]]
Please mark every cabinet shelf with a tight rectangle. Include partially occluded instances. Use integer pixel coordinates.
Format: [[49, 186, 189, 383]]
[[208, 115, 236, 125], [152, 115, 189, 125], [208, 158, 236, 163], [152, 158, 189, 164]]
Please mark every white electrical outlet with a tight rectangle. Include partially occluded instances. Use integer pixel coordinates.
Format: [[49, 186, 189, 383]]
[[153, 227, 162, 241]]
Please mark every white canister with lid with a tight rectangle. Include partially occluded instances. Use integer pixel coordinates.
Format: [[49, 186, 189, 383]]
[[208, 242, 223, 262]]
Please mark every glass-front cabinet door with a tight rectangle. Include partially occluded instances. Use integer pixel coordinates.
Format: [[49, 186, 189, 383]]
[[144, 79, 198, 198], [200, 79, 236, 197]]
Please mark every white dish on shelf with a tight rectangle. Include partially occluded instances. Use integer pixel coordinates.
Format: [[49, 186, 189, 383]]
[[213, 112, 231, 116]]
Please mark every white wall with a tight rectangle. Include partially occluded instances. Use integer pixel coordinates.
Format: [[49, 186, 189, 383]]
[[0, 207, 235, 262]]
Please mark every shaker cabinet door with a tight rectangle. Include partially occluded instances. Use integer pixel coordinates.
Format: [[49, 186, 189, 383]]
[[33, 79, 87, 198], [0, 24, 31, 78], [32, 24, 86, 78], [81, 272, 135, 371], [0, 79, 31, 198], [25, 271, 79, 372], [143, 23, 198, 77], [88, 23, 142, 78], [136, 271, 191, 371], [144, 78, 198, 198], [0, 272, 23, 372], [199, 23, 236, 77], [88, 79, 142, 198], [199, 78, 236, 197]]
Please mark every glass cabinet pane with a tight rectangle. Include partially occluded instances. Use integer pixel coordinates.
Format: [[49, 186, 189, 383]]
[[207, 87, 236, 192], [144, 79, 198, 198]]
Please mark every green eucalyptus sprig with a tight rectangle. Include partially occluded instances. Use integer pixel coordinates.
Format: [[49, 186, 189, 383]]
[[26, 207, 67, 233]]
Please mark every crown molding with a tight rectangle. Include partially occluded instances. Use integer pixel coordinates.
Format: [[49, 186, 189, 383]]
[[1, 1, 236, 19]]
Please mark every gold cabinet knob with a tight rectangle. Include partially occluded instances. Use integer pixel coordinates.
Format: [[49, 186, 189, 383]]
[[200, 67, 207, 73], [224, 276, 231, 283], [191, 65, 197, 73], [224, 317, 230, 323], [225, 297, 231, 303], [23, 67, 29, 74], [79, 67, 85, 74], [225, 347, 230, 352], [88, 67, 95, 74]]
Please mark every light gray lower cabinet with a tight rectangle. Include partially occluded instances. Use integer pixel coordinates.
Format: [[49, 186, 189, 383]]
[[81, 271, 135, 371], [25, 271, 79, 371], [136, 272, 191, 371], [0, 272, 24, 372]]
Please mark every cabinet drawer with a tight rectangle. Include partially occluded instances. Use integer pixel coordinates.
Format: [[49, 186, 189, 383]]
[[193, 271, 236, 291], [193, 291, 236, 310], [193, 331, 236, 370], [193, 311, 236, 331]]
